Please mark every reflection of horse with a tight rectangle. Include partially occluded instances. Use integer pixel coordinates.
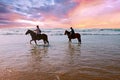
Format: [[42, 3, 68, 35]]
[[25, 29, 49, 45], [64, 30, 81, 43]]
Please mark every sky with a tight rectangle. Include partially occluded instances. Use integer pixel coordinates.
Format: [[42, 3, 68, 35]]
[[0, 0, 120, 29]]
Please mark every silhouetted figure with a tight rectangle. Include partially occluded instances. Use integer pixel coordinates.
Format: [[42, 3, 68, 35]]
[[70, 27, 75, 38], [25, 29, 49, 45], [35, 25, 41, 34], [64, 30, 81, 44]]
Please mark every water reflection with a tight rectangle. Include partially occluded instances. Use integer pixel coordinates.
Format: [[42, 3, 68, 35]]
[[64, 42, 81, 67], [26, 43, 81, 73], [30, 45, 48, 61], [67, 42, 81, 56], [26, 45, 50, 72]]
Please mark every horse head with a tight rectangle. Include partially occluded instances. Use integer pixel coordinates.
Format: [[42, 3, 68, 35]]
[[64, 30, 67, 35], [25, 29, 31, 35], [64, 30, 70, 35]]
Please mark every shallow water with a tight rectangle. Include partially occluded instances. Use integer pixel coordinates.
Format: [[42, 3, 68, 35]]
[[0, 35, 120, 80]]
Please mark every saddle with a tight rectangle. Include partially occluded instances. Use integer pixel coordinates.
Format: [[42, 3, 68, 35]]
[[37, 34, 41, 36], [70, 34, 75, 38], [36, 34, 41, 39]]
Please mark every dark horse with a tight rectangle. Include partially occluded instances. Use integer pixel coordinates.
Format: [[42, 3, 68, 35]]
[[25, 29, 49, 45], [64, 30, 81, 43]]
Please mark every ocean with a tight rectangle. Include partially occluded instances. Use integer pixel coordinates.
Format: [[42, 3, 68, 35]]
[[0, 28, 120, 35], [0, 28, 120, 80]]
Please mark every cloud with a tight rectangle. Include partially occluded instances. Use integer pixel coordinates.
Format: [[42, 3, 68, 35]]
[[0, 0, 79, 28], [29, 0, 78, 21], [67, 0, 120, 23], [0, 3, 11, 13], [0, 0, 120, 28], [9, 0, 78, 19]]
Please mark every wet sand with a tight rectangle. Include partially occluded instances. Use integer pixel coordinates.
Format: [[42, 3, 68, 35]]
[[0, 35, 120, 80]]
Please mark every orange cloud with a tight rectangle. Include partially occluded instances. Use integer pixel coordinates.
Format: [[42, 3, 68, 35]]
[[64, 0, 120, 29], [68, 11, 120, 29], [69, 0, 103, 16]]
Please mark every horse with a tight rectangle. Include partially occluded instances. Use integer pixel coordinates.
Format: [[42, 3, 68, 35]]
[[64, 30, 81, 43], [25, 29, 49, 45]]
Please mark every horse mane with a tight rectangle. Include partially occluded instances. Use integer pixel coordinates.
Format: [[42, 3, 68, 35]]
[[66, 30, 70, 34], [28, 29, 36, 33], [28, 29, 33, 32]]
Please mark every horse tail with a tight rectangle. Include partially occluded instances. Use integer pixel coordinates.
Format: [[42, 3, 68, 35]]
[[44, 34, 49, 44], [79, 38, 81, 43], [79, 34, 81, 43], [46, 38, 49, 44], [77, 33, 81, 43]]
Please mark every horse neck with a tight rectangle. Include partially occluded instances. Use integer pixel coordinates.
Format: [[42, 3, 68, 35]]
[[66, 31, 70, 36], [29, 30, 36, 36]]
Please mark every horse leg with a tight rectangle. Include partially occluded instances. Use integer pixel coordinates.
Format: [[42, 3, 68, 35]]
[[45, 40, 49, 45], [34, 40, 37, 45], [30, 40, 33, 44], [45, 38, 49, 44], [43, 40, 46, 44], [45, 36, 49, 44], [46, 40, 49, 44], [69, 38, 71, 42]]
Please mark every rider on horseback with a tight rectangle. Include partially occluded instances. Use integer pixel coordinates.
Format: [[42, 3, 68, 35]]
[[34, 25, 41, 35], [70, 27, 75, 38]]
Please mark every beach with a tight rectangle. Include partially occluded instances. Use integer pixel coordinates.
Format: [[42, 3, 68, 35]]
[[0, 28, 120, 80]]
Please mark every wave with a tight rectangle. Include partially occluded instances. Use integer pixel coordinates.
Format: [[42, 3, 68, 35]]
[[0, 28, 120, 35]]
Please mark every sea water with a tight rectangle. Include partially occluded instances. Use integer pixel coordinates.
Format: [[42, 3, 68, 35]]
[[0, 28, 120, 80]]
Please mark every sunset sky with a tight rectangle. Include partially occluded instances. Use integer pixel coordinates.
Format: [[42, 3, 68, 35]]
[[0, 0, 120, 29]]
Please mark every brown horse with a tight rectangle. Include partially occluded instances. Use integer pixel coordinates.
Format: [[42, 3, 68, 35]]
[[64, 30, 81, 43], [25, 29, 49, 45]]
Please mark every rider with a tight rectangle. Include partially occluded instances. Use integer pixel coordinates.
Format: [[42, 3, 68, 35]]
[[70, 27, 75, 37], [35, 25, 41, 35]]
